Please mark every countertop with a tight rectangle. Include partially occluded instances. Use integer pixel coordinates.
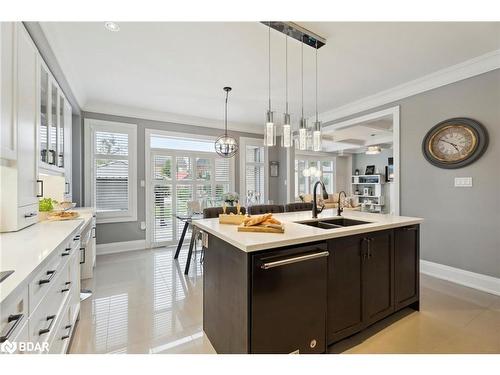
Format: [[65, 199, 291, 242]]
[[193, 209, 423, 252], [0, 208, 94, 304]]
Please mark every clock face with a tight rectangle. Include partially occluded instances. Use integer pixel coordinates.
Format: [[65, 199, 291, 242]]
[[428, 125, 477, 163], [422, 118, 488, 169]]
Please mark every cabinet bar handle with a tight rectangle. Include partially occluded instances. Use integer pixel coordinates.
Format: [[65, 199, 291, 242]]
[[260, 251, 329, 270], [0, 314, 24, 343], [38, 315, 56, 335], [61, 281, 71, 293], [38, 270, 56, 285], [65, 182, 70, 195], [62, 324, 72, 340], [403, 226, 418, 231], [24, 212, 38, 218], [37, 179, 44, 198], [92, 227, 96, 239], [80, 247, 86, 264], [61, 247, 71, 256]]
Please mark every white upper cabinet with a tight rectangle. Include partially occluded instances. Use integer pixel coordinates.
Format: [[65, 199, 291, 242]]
[[1, 23, 16, 160]]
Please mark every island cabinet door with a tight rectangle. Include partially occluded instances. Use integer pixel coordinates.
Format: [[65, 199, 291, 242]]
[[326, 235, 364, 344], [362, 230, 395, 325], [394, 225, 420, 310], [251, 243, 328, 354]]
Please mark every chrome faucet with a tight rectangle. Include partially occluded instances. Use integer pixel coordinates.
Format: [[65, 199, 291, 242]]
[[337, 190, 347, 216], [312, 180, 329, 218]]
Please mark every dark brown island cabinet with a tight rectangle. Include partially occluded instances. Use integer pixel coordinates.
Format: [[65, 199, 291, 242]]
[[202, 224, 420, 354]]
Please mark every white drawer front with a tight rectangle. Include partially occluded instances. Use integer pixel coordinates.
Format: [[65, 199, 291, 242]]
[[69, 250, 81, 324], [0, 287, 28, 346], [17, 203, 39, 230], [28, 262, 70, 349], [48, 300, 71, 354], [29, 254, 62, 314]]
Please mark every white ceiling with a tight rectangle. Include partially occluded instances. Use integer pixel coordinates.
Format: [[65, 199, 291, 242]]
[[40, 22, 500, 133]]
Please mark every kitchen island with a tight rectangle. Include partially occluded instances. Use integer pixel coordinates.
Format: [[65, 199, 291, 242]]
[[193, 209, 423, 354]]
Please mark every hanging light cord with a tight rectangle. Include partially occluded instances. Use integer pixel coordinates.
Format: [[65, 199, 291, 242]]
[[285, 32, 288, 114], [315, 40, 318, 122], [268, 23, 271, 112], [301, 38, 304, 119], [224, 89, 229, 136]]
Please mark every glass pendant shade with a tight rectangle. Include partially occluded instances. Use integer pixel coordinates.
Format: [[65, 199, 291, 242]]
[[313, 120, 322, 151], [282, 113, 292, 148], [264, 110, 276, 147], [298, 118, 307, 150]]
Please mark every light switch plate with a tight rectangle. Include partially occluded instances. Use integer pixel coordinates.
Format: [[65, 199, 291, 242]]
[[140, 221, 146, 230], [454, 177, 473, 187]]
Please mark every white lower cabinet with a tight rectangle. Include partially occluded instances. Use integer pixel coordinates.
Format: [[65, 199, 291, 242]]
[[0, 227, 82, 355]]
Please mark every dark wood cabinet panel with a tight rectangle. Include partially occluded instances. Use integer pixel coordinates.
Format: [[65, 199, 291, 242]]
[[394, 226, 420, 310], [251, 244, 328, 354], [362, 230, 394, 324], [327, 235, 364, 343]]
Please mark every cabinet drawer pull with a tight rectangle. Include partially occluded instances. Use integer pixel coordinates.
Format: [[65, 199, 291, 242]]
[[61, 247, 71, 256], [62, 324, 72, 340], [80, 247, 86, 264], [260, 251, 329, 270], [61, 281, 71, 293], [24, 212, 38, 218], [38, 315, 56, 335], [403, 226, 418, 231], [0, 314, 24, 343], [74, 235, 81, 241], [38, 270, 56, 285], [37, 179, 44, 197]]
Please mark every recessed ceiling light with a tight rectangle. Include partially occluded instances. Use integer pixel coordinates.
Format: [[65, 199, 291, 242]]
[[104, 22, 120, 32]]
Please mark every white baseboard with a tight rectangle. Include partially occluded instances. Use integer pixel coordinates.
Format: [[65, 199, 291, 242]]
[[96, 239, 148, 255], [420, 260, 500, 296]]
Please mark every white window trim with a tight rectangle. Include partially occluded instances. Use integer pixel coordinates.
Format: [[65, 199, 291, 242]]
[[144, 128, 235, 248], [84, 118, 138, 223], [239, 137, 268, 203]]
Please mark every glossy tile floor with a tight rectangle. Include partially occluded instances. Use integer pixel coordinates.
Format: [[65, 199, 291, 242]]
[[70, 246, 500, 354]]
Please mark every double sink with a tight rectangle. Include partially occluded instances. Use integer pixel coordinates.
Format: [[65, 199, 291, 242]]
[[297, 217, 370, 230]]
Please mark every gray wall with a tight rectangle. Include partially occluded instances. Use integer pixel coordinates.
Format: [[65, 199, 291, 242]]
[[329, 69, 500, 278], [80, 111, 263, 244], [352, 149, 393, 176]]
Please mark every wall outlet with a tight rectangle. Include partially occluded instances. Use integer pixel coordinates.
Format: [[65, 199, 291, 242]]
[[140, 221, 146, 230], [454, 177, 473, 187]]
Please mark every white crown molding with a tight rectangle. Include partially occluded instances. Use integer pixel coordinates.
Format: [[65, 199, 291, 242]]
[[320, 49, 500, 124], [83, 102, 261, 135], [96, 239, 147, 256], [421, 260, 500, 296]]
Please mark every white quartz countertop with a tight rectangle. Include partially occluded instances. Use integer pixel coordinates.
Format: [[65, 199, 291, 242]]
[[193, 209, 423, 253], [0, 208, 94, 304]]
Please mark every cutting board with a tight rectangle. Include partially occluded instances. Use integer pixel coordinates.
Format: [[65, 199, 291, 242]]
[[237, 224, 284, 234]]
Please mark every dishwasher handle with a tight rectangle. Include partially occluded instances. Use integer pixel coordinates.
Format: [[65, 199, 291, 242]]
[[260, 251, 329, 270]]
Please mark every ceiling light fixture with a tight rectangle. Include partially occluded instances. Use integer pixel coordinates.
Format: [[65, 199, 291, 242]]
[[264, 23, 276, 147], [298, 40, 307, 151], [366, 146, 382, 155], [215, 87, 238, 158], [282, 31, 292, 148], [104, 22, 120, 32], [312, 40, 322, 152]]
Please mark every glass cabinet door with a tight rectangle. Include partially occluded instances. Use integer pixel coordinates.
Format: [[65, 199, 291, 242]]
[[48, 82, 58, 165], [39, 66, 49, 163], [58, 95, 65, 167]]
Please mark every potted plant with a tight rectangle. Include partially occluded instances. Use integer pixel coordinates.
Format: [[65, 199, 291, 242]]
[[222, 192, 239, 207], [39, 198, 57, 220]]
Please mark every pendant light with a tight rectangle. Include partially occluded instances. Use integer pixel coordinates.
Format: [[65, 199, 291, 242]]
[[215, 87, 238, 158], [281, 31, 292, 148], [264, 23, 276, 147], [298, 39, 307, 151], [313, 40, 322, 152]]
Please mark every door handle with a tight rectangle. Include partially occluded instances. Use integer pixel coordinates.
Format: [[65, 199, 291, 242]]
[[64, 182, 70, 194], [38, 270, 56, 285], [92, 227, 96, 239], [38, 315, 56, 335], [80, 247, 86, 264], [37, 179, 44, 197], [0, 314, 24, 343], [260, 251, 329, 270], [367, 238, 372, 259]]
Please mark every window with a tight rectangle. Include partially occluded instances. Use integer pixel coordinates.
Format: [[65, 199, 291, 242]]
[[240, 137, 267, 204], [85, 119, 137, 223], [295, 157, 334, 198]]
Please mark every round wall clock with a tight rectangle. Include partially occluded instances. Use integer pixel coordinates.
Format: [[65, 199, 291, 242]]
[[422, 117, 488, 169]]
